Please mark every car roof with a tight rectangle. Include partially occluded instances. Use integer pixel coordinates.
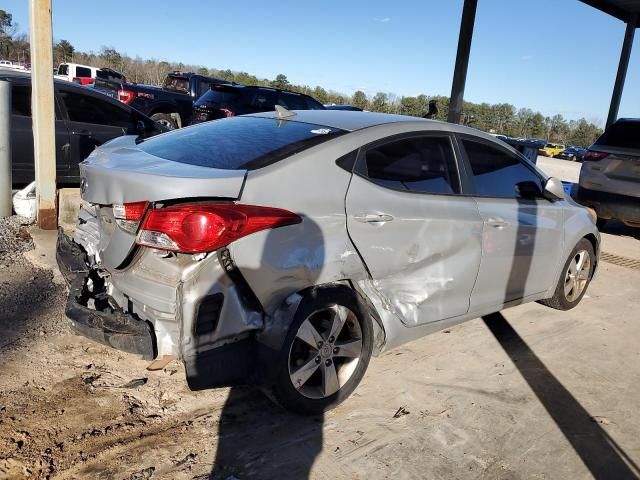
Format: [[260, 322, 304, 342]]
[[247, 110, 434, 132], [211, 84, 310, 96]]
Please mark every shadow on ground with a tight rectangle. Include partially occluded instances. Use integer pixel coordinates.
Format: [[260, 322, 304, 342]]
[[483, 312, 640, 480], [208, 387, 323, 479]]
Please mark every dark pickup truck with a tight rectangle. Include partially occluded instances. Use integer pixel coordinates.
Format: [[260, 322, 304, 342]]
[[116, 72, 229, 129]]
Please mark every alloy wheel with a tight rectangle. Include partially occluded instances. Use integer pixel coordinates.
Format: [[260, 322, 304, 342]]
[[288, 304, 363, 399], [564, 249, 591, 302]]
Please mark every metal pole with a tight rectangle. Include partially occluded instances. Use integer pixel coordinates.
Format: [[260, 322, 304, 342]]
[[29, 0, 57, 229], [447, 0, 478, 124], [0, 81, 12, 217], [606, 14, 637, 128]]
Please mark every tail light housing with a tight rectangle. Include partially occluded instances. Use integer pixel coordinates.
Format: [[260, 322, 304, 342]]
[[136, 204, 302, 254], [113, 201, 149, 233], [118, 89, 135, 104], [220, 108, 234, 118], [583, 150, 609, 162]]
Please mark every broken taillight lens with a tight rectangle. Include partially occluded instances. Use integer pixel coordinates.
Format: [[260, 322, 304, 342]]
[[113, 201, 149, 233], [583, 150, 609, 162], [118, 89, 135, 104], [136, 204, 302, 254]]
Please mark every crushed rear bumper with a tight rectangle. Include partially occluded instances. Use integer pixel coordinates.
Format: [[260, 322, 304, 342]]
[[56, 229, 155, 359]]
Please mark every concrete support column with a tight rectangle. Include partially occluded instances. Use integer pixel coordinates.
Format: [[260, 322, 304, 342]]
[[447, 0, 478, 124], [0, 81, 11, 217], [29, 0, 57, 229], [606, 14, 637, 128]]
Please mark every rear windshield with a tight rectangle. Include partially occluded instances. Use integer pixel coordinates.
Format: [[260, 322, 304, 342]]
[[163, 75, 190, 93], [138, 116, 346, 170], [595, 121, 640, 149]]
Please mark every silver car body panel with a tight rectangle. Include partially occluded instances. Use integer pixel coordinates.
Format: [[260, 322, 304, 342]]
[[70, 112, 600, 363]]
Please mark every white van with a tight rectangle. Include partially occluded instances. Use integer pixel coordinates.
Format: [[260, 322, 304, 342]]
[[55, 63, 99, 82]]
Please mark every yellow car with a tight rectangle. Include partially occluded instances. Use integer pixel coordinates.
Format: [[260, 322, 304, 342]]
[[539, 143, 566, 157]]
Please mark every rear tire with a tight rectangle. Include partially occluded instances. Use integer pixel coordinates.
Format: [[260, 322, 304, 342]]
[[267, 286, 373, 415], [151, 112, 178, 130], [539, 238, 595, 311]]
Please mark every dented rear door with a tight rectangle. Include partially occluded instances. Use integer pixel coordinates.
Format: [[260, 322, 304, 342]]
[[345, 133, 483, 326]]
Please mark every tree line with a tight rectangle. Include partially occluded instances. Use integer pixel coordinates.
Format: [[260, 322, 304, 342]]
[[1, 8, 603, 147]]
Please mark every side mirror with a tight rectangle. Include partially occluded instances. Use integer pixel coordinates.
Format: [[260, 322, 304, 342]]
[[543, 177, 565, 201]]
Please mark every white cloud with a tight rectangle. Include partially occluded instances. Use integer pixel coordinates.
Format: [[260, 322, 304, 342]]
[[373, 17, 391, 23]]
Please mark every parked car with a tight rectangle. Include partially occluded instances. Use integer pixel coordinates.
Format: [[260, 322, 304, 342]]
[[117, 72, 230, 129], [191, 84, 325, 123], [555, 146, 586, 162], [2, 71, 164, 185], [324, 104, 363, 111], [576, 118, 640, 228], [55, 62, 99, 82], [539, 143, 566, 157], [57, 110, 599, 414]]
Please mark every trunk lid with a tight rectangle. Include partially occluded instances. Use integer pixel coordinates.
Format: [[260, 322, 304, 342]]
[[78, 136, 246, 269]]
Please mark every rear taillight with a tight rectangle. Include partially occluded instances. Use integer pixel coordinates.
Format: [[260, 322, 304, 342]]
[[220, 108, 234, 118], [113, 201, 149, 233], [118, 89, 135, 104], [583, 150, 609, 162], [136, 204, 302, 254]]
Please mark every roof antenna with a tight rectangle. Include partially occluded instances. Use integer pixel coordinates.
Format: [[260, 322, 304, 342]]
[[275, 104, 296, 119]]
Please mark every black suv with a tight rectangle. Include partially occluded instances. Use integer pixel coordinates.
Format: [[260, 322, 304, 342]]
[[3, 71, 163, 185], [191, 85, 325, 123]]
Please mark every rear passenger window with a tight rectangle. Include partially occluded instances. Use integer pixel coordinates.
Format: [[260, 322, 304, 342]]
[[278, 92, 306, 110], [250, 90, 277, 112], [462, 139, 542, 198], [59, 90, 134, 128], [11, 85, 31, 117], [361, 136, 460, 194], [75, 66, 92, 77]]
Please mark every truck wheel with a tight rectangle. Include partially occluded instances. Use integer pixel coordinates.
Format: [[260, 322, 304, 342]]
[[267, 286, 373, 415], [538, 238, 595, 311], [151, 113, 178, 130]]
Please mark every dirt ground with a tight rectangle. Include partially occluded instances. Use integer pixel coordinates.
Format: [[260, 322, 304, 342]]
[[1, 162, 640, 478]]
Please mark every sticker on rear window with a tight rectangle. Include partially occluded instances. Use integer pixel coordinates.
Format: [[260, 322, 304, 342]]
[[310, 128, 332, 135]]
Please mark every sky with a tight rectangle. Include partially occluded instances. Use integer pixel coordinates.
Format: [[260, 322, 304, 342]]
[[4, 0, 639, 124]]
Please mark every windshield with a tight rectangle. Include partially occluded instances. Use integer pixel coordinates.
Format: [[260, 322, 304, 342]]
[[162, 75, 190, 94], [138, 116, 346, 170]]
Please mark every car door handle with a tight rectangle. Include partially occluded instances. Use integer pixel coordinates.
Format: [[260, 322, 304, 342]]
[[353, 213, 394, 223], [487, 217, 507, 228], [71, 130, 92, 137]]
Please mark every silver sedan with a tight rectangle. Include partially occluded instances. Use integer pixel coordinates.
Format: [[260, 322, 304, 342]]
[[57, 110, 600, 414]]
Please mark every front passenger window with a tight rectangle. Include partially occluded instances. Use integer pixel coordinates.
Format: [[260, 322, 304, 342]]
[[362, 136, 460, 194], [462, 139, 543, 198]]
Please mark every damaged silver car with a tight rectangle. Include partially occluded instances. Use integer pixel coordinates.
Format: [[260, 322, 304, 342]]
[[57, 109, 600, 414]]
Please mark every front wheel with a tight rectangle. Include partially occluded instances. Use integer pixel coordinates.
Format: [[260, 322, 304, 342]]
[[538, 238, 595, 310], [267, 286, 373, 415]]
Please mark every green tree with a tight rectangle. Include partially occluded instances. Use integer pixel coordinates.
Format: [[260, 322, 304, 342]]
[[352, 90, 367, 110], [99, 46, 122, 69], [271, 73, 290, 89], [197, 66, 209, 75], [0, 9, 14, 57], [55, 39, 74, 62], [371, 92, 389, 113]]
